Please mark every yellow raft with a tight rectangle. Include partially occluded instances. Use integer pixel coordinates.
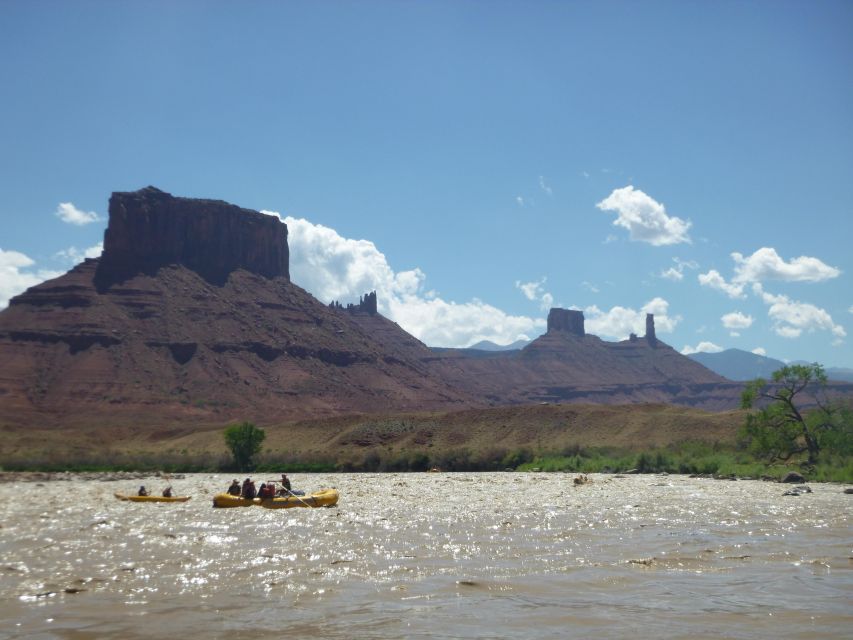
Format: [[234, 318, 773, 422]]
[[212, 488, 339, 509], [115, 493, 191, 503]]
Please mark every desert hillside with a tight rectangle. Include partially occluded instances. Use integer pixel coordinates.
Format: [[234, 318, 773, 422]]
[[0, 403, 744, 469]]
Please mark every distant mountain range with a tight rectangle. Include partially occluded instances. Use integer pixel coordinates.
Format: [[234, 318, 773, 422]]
[[467, 339, 530, 351], [687, 348, 853, 382]]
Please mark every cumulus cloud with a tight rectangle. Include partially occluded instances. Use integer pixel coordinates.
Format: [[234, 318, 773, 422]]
[[753, 283, 846, 340], [539, 176, 553, 196], [731, 247, 840, 284], [680, 341, 724, 355], [515, 278, 554, 311], [584, 297, 681, 341], [596, 186, 691, 246], [515, 196, 525, 208], [660, 257, 698, 281], [848, 305, 853, 315], [698, 269, 746, 299], [262, 211, 545, 347], [0, 248, 63, 308], [55, 242, 104, 265], [721, 312, 753, 334], [55, 202, 100, 226], [660, 267, 683, 281], [751, 347, 766, 356]]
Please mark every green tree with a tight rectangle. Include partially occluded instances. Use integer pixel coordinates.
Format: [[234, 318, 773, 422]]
[[223, 422, 266, 471], [740, 363, 851, 465]]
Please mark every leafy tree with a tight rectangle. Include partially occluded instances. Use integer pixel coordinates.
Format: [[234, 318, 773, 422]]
[[740, 363, 851, 465], [223, 422, 266, 471]]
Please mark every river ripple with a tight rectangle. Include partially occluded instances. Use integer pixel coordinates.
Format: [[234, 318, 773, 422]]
[[0, 473, 850, 639]]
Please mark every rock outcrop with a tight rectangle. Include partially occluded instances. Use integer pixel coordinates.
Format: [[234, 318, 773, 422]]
[[95, 187, 289, 289], [547, 309, 585, 336], [645, 313, 657, 346], [330, 291, 378, 315]]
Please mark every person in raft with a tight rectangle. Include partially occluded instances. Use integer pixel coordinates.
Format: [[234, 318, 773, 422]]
[[277, 474, 292, 496], [241, 478, 257, 499], [258, 483, 275, 499], [227, 479, 241, 496], [162, 486, 173, 497], [138, 486, 148, 496]]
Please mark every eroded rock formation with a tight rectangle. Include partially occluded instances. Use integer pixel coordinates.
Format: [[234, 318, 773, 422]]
[[547, 309, 585, 336], [0, 187, 752, 433], [645, 313, 657, 346], [95, 186, 289, 289], [330, 291, 378, 315]]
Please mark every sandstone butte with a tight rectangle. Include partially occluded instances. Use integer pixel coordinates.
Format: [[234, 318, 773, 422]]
[[0, 186, 764, 456]]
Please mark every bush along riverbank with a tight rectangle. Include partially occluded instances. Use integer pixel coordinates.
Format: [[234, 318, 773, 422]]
[[2, 441, 851, 482]]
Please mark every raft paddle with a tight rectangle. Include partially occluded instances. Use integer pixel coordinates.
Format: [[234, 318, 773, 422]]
[[284, 487, 313, 508]]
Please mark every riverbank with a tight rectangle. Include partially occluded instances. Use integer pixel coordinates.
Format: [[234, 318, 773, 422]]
[[2, 403, 849, 481]]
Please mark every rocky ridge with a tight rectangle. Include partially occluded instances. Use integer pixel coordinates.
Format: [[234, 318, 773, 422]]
[[0, 186, 751, 432]]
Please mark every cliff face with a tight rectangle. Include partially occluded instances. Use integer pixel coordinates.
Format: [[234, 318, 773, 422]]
[[547, 309, 585, 336], [95, 187, 289, 289]]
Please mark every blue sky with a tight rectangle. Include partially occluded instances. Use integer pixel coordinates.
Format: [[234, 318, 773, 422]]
[[1, 1, 852, 365]]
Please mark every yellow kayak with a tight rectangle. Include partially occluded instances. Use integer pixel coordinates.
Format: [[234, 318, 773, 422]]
[[212, 488, 339, 509], [115, 493, 191, 502]]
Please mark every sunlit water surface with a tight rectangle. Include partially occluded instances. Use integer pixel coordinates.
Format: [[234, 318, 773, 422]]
[[0, 473, 850, 639]]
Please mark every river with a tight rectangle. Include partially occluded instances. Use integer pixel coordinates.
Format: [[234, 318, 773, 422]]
[[0, 472, 849, 639]]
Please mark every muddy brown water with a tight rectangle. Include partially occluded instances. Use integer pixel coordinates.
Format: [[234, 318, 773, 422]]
[[0, 473, 850, 639]]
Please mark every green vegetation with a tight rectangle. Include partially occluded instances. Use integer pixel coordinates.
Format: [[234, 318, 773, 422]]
[[740, 363, 852, 466], [223, 421, 266, 471], [2, 440, 851, 482]]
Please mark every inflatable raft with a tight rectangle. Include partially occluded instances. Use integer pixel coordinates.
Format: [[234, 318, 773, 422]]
[[115, 493, 191, 503], [212, 488, 339, 509]]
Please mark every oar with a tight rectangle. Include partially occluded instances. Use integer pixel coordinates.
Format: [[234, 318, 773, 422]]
[[284, 488, 313, 508], [265, 481, 313, 507]]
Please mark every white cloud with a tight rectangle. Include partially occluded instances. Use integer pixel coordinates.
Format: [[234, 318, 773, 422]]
[[731, 247, 840, 284], [0, 248, 63, 308], [55, 242, 104, 265], [515, 196, 525, 208], [660, 267, 683, 281], [751, 347, 766, 356], [596, 186, 691, 246], [515, 278, 554, 311], [848, 305, 853, 315], [721, 311, 753, 330], [680, 341, 724, 355], [581, 281, 600, 293], [660, 257, 699, 281], [264, 211, 546, 347], [584, 297, 681, 341], [55, 202, 100, 226], [539, 176, 553, 196], [517, 279, 542, 301], [776, 325, 802, 339], [698, 269, 746, 299], [752, 283, 846, 340]]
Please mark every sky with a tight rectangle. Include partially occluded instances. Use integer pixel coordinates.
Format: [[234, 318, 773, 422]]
[[1, 1, 852, 366]]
